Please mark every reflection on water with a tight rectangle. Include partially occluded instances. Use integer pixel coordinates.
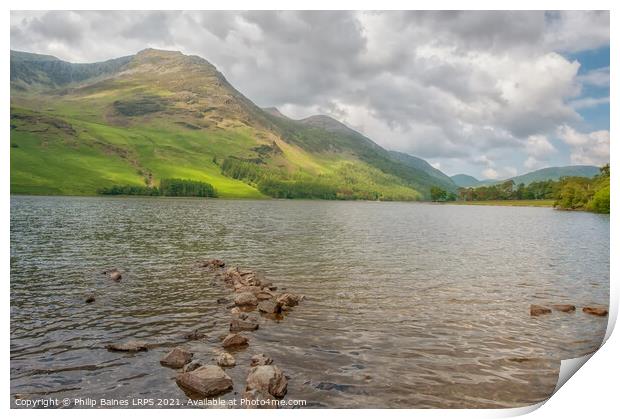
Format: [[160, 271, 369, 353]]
[[10, 196, 609, 408]]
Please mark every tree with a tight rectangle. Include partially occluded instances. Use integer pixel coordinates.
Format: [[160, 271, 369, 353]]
[[430, 186, 448, 202]]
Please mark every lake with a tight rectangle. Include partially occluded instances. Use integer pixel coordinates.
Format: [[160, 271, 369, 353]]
[[10, 196, 610, 408]]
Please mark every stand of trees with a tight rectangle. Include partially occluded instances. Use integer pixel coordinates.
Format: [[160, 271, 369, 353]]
[[448, 165, 609, 213], [99, 178, 217, 197], [430, 186, 457, 202], [220, 157, 418, 201]]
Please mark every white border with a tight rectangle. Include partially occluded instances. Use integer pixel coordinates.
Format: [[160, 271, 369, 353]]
[[4, 1, 617, 418]]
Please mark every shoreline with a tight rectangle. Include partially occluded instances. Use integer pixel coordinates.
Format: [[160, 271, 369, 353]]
[[443, 200, 555, 208], [9, 194, 556, 207]]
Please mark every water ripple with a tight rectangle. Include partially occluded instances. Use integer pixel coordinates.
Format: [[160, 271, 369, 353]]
[[10, 196, 609, 408]]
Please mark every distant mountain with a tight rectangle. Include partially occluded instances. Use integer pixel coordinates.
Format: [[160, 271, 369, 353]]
[[11, 48, 453, 200], [508, 165, 600, 185], [451, 174, 484, 188], [10, 50, 133, 90], [452, 165, 601, 189]]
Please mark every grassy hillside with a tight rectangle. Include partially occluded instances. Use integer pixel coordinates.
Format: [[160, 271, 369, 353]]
[[10, 48, 456, 200], [388, 150, 456, 191]]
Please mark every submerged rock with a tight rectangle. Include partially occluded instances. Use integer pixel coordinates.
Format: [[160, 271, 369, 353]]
[[217, 352, 236, 367], [176, 365, 233, 397], [256, 290, 276, 301], [222, 333, 249, 348], [530, 304, 552, 316], [182, 330, 206, 341], [230, 317, 259, 332], [183, 361, 203, 372], [276, 293, 303, 307], [235, 292, 258, 307], [259, 279, 273, 288], [258, 300, 282, 314], [551, 304, 576, 313], [246, 365, 288, 398], [160, 347, 193, 369], [106, 340, 148, 352], [250, 354, 273, 367], [200, 259, 225, 269], [85, 293, 96, 304], [235, 285, 263, 295], [109, 271, 122, 281], [224, 267, 241, 282], [583, 306, 608, 316]]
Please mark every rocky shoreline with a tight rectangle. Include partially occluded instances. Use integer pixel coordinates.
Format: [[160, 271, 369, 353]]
[[103, 259, 304, 408]]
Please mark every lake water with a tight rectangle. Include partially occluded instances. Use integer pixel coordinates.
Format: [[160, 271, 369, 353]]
[[10, 196, 610, 408]]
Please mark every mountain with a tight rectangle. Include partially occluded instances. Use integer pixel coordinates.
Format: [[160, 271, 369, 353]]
[[388, 151, 456, 191], [10, 48, 454, 200], [451, 174, 481, 187], [508, 165, 600, 185], [451, 165, 600, 189], [10, 50, 133, 91], [450, 174, 496, 187]]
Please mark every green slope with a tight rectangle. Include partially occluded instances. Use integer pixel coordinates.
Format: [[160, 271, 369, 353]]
[[388, 150, 456, 191], [10, 48, 455, 200]]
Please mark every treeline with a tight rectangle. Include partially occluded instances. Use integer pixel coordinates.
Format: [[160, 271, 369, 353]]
[[222, 157, 346, 199], [220, 157, 417, 201], [446, 165, 609, 213], [99, 178, 217, 197]]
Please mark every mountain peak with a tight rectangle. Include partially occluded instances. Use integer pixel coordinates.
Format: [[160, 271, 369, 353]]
[[300, 114, 353, 134], [263, 107, 288, 119], [11, 50, 60, 62], [135, 48, 184, 59], [129, 48, 218, 74]]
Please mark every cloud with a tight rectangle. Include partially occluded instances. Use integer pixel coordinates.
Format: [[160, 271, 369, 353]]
[[483, 168, 500, 179], [526, 135, 556, 158], [9, 10, 610, 176], [578, 66, 610, 87], [523, 135, 558, 171], [481, 166, 518, 180], [544, 11, 610, 53], [557, 125, 609, 166], [569, 96, 610, 110], [470, 153, 518, 180], [522, 135, 556, 171]]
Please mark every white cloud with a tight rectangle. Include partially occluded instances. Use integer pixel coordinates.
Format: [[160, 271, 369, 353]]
[[557, 125, 610, 166], [578, 66, 610, 87], [569, 96, 610, 110], [483, 168, 499, 179], [523, 135, 556, 170], [526, 135, 556, 158], [544, 11, 610, 53], [524, 156, 545, 171]]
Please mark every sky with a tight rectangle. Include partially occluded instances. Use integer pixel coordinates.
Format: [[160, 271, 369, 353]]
[[10, 11, 610, 179]]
